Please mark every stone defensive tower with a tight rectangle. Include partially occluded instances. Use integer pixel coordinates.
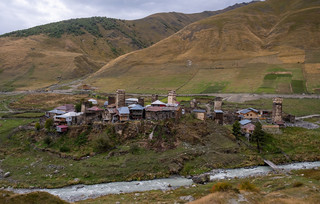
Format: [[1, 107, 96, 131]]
[[190, 99, 197, 109], [168, 90, 177, 105], [272, 97, 283, 123], [214, 97, 223, 110], [138, 97, 145, 107], [116, 89, 126, 108], [81, 101, 90, 113], [151, 94, 158, 103]]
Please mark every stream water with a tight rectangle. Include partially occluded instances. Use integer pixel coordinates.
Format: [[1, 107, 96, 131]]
[[9, 161, 320, 202]]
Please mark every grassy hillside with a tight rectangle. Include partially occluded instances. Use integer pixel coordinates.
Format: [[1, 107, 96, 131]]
[[0, 3, 252, 92], [89, 0, 320, 94]]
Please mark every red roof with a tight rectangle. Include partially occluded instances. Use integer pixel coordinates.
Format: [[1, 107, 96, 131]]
[[57, 125, 68, 128], [145, 106, 163, 112], [87, 106, 104, 111]]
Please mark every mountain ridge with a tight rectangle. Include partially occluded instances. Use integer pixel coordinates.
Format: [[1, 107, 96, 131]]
[[0, 2, 254, 92], [88, 0, 320, 94]]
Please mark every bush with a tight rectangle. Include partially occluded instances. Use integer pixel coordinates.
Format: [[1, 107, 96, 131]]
[[44, 136, 53, 146], [75, 132, 88, 146], [212, 182, 238, 193], [45, 119, 54, 131], [239, 181, 259, 192], [129, 144, 141, 155], [35, 122, 41, 131], [93, 134, 116, 152], [60, 145, 70, 152], [293, 181, 303, 187]]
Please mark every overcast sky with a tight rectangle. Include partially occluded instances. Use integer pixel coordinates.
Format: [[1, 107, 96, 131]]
[[0, 0, 253, 35]]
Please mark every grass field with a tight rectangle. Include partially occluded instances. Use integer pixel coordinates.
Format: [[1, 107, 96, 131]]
[[224, 98, 320, 117]]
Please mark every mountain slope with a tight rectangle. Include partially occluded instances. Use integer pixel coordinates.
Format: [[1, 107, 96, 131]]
[[0, 2, 252, 91], [89, 0, 320, 94]]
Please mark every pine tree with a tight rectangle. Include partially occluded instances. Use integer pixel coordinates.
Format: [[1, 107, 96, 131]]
[[251, 122, 265, 153], [232, 120, 241, 139]]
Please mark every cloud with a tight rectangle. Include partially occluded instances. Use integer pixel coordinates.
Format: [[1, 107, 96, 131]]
[[0, 0, 252, 34]]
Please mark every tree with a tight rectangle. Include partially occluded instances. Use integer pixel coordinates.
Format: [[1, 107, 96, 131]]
[[75, 102, 81, 112], [45, 118, 54, 131], [35, 122, 41, 131], [232, 120, 241, 139], [251, 122, 265, 153]]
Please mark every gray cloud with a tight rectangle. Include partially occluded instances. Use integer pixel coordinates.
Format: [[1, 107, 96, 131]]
[[0, 0, 253, 34]]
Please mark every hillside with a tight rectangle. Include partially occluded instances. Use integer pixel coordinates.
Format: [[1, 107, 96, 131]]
[[89, 0, 320, 94], [0, 2, 252, 92]]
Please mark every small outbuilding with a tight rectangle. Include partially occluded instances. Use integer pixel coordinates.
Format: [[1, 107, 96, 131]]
[[193, 109, 206, 121], [56, 125, 68, 133]]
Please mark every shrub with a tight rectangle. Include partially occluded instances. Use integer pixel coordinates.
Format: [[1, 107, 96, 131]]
[[293, 181, 303, 187], [129, 144, 141, 155], [75, 132, 88, 146], [239, 181, 259, 192], [60, 145, 70, 152], [93, 134, 115, 152], [44, 136, 52, 146], [35, 122, 40, 131], [212, 182, 234, 193]]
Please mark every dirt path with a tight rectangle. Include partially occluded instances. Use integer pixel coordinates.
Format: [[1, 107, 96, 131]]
[[295, 114, 320, 120]]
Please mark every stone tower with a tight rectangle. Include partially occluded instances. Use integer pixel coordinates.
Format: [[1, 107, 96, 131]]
[[190, 99, 197, 109], [168, 90, 177, 105], [81, 101, 90, 113], [151, 94, 158, 103], [272, 97, 283, 123], [116, 89, 126, 108], [214, 97, 223, 111], [138, 97, 145, 107]]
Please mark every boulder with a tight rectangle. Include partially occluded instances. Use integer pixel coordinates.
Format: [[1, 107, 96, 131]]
[[4, 172, 11, 178], [192, 174, 210, 184], [180, 195, 195, 202]]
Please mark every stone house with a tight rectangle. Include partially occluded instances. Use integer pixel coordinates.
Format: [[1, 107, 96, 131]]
[[237, 108, 259, 120], [129, 104, 145, 120], [145, 106, 181, 120], [117, 107, 130, 122], [192, 109, 206, 121]]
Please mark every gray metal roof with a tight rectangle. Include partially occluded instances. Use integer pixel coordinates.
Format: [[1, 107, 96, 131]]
[[214, 110, 224, 113], [48, 109, 66, 114], [193, 109, 206, 113], [130, 104, 144, 111], [117, 107, 130, 115], [239, 119, 252, 126]]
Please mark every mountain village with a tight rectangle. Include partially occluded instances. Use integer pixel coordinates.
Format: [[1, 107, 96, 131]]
[[46, 89, 293, 140]]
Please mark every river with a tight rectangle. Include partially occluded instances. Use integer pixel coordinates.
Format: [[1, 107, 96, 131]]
[[9, 161, 320, 202]]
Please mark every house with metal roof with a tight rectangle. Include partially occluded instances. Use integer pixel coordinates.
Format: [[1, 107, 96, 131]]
[[145, 106, 181, 120], [192, 109, 206, 121], [125, 98, 139, 106], [54, 104, 75, 113], [54, 112, 83, 125], [45, 109, 66, 118], [214, 110, 224, 125], [117, 107, 130, 122], [129, 104, 145, 120], [237, 108, 260, 120], [56, 125, 68, 133], [239, 119, 252, 126], [151, 100, 167, 107], [242, 123, 256, 134]]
